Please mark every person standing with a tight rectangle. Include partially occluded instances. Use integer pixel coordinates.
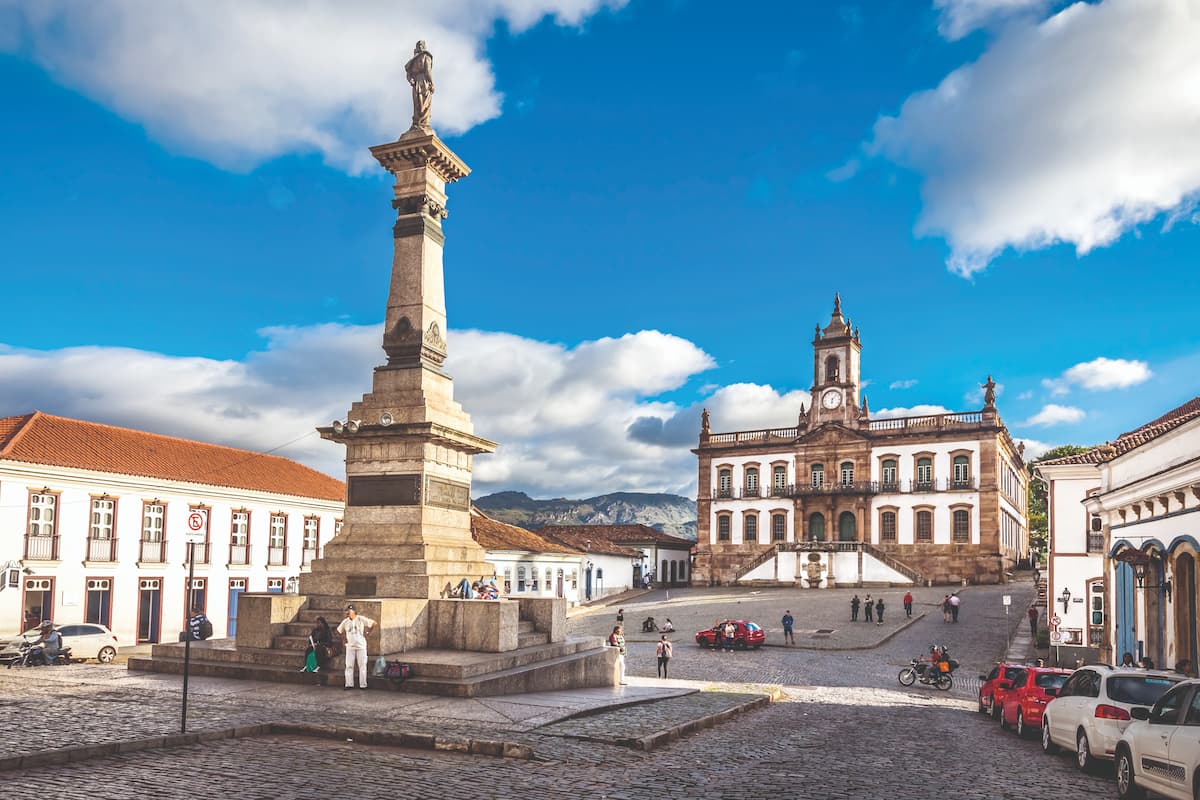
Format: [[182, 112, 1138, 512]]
[[850, 595, 861, 622], [617, 608, 625, 625], [337, 605, 376, 690], [949, 594, 961, 623], [609, 625, 628, 684], [875, 597, 885, 625], [902, 591, 913, 619], [723, 621, 737, 652], [941, 595, 952, 623], [782, 610, 796, 645], [656, 635, 673, 678], [1027, 605, 1039, 638], [863, 594, 874, 624]]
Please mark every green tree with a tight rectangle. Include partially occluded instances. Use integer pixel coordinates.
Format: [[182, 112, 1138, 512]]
[[1026, 445, 1094, 561]]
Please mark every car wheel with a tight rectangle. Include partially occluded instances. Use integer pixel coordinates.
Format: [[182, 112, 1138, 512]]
[[736, 639, 747, 651], [1041, 718, 1059, 754], [898, 668, 917, 686], [999, 706, 1010, 730], [1076, 730, 1095, 772], [1115, 748, 1145, 799], [978, 692, 987, 714], [98, 646, 116, 664], [1016, 709, 1028, 739], [990, 696, 1001, 719]]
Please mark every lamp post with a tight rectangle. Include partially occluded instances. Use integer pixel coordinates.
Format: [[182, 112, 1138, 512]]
[[181, 509, 207, 734], [1060, 587, 1072, 615], [1133, 560, 1173, 601]]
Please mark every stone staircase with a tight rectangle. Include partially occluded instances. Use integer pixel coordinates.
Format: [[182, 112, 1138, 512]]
[[129, 597, 616, 697], [861, 542, 923, 585]]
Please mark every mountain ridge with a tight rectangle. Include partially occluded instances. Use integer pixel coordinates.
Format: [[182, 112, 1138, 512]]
[[473, 491, 697, 542]]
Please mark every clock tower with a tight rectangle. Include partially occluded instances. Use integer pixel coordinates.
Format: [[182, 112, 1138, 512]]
[[810, 293, 863, 427]]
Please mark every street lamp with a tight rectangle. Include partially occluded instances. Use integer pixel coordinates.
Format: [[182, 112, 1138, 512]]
[[1059, 587, 1071, 614], [1133, 560, 1173, 601]]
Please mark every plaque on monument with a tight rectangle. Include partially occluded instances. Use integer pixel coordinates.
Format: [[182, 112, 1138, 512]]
[[347, 475, 421, 506], [425, 477, 470, 510], [345, 576, 377, 596]]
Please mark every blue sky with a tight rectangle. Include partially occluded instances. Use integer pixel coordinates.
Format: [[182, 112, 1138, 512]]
[[2, 0, 1199, 498]]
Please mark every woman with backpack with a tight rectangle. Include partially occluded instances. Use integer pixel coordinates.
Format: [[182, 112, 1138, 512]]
[[656, 635, 673, 678]]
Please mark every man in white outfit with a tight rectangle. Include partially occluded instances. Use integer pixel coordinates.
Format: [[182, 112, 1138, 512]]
[[336, 605, 375, 690]]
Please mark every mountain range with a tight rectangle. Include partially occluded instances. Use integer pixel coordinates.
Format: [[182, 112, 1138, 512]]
[[473, 491, 697, 542]]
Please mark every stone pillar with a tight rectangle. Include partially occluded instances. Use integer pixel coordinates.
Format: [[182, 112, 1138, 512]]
[[301, 130, 497, 601]]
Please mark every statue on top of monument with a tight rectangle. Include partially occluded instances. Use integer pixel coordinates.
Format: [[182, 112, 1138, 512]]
[[982, 375, 997, 408], [405, 40, 435, 133]]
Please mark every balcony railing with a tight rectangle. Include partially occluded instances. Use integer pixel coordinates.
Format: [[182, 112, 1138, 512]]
[[139, 539, 166, 563], [302, 547, 319, 566], [229, 543, 249, 565], [184, 542, 210, 564], [1087, 533, 1106, 553], [742, 487, 761, 499], [87, 537, 117, 562], [268, 546, 287, 566], [867, 411, 985, 432], [24, 534, 58, 561], [713, 476, 979, 500]]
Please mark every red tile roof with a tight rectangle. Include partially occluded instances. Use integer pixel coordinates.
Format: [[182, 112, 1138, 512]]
[[470, 508, 582, 554], [1039, 397, 1200, 467], [0, 411, 345, 501], [534, 525, 645, 557], [538, 523, 693, 549]]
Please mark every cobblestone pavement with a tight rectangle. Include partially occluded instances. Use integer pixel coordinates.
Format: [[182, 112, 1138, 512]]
[[539, 691, 762, 745], [0, 576, 1118, 799]]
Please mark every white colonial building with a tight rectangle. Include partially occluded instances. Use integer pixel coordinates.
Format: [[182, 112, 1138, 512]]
[[0, 412, 345, 645], [1038, 397, 1200, 669], [694, 296, 1029, 587]]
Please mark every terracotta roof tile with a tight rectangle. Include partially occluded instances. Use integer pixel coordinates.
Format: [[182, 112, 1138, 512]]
[[0, 411, 345, 502], [534, 525, 645, 557], [470, 508, 582, 554], [538, 524, 692, 548], [1039, 396, 1200, 467]]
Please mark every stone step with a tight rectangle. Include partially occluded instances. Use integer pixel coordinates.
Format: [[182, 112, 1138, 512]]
[[517, 631, 550, 648], [400, 647, 615, 698]]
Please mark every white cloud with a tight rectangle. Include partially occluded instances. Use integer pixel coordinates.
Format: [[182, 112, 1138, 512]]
[[889, 379, 919, 390], [933, 0, 1052, 40], [0, 323, 716, 499], [1017, 390, 1033, 401], [627, 383, 811, 450], [873, 404, 952, 419], [1062, 357, 1153, 390], [0, 0, 625, 173], [870, 0, 1200, 275], [1024, 403, 1085, 427], [1016, 437, 1054, 460]]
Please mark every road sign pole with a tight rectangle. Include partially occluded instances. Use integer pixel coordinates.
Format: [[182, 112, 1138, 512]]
[[182, 539, 195, 734]]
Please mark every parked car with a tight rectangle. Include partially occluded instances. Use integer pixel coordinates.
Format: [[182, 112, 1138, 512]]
[[999, 666, 1072, 737], [0, 623, 119, 664], [978, 663, 1028, 719], [1041, 664, 1181, 771], [1114, 678, 1200, 800], [695, 620, 765, 649]]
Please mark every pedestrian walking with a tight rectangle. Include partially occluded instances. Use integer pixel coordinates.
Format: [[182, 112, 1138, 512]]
[[863, 594, 874, 623], [723, 621, 737, 652], [713, 619, 724, 650], [941, 595, 952, 623], [902, 591, 913, 618], [850, 595, 861, 622], [875, 597, 885, 625], [336, 604, 375, 690], [609, 625, 628, 684], [616, 608, 624, 624], [656, 635, 673, 677], [950, 594, 961, 623], [782, 610, 795, 645], [1027, 605, 1039, 637]]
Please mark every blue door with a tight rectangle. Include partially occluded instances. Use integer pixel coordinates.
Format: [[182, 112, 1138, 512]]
[[227, 579, 246, 637], [1115, 562, 1135, 660]]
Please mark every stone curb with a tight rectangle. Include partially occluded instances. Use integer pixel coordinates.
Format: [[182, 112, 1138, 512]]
[[0, 723, 270, 773], [629, 690, 778, 752], [536, 687, 699, 727], [267, 723, 536, 761]]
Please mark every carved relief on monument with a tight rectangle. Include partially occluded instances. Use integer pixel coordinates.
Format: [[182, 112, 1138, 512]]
[[423, 321, 447, 353], [392, 194, 448, 220]]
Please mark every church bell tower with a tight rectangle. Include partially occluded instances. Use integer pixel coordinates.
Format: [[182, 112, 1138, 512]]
[[810, 293, 863, 427]]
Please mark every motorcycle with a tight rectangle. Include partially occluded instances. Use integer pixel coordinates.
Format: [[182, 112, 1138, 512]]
[[5, 638, 72, 668], [898, 656, 956, 691]]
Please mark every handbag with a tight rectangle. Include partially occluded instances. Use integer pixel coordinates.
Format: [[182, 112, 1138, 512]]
[[384, 661, 411, 681]]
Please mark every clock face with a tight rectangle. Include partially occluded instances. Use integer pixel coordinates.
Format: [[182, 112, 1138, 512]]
[[822, 389, 842, 409]]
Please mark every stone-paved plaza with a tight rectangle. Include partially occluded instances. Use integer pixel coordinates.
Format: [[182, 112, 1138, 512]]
[[0, 576, 1124, 798]]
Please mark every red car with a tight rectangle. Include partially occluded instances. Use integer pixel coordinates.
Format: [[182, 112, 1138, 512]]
[[999, 667, 1072, 738], [978, 663, 1028, 719], [695, 620, 765, 649]]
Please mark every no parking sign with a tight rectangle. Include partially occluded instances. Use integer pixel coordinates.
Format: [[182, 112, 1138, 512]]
[[186, 508, 208, 542]]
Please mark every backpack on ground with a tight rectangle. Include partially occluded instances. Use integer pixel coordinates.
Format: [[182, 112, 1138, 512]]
[[199, 618, 214, 640]]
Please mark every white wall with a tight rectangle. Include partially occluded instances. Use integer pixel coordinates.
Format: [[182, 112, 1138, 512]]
[[0, 461, 342, 644], [486, 552, 581, 604]]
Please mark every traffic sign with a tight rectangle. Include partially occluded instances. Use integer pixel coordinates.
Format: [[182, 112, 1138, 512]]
[[1050, 631, 1062, 643], [186, 508, 208, 542], [1050, 614, 1061, 626], [1002, 595, 1012, 606]]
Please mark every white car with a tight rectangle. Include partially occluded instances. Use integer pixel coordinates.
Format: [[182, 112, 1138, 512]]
[[1114, 679, 1200, 800], [0, 623, 120, 664], [1041, 664, 1180, 771]]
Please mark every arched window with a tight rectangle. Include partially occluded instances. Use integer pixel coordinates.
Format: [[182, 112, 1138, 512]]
[[881, 459, 898, 488], [745, 467, 759, 496], [809, 513, 826, 542], [838, 511, 857, 542], [811, 463, 824, 489], [743, 513, 758, 544], [825, 355, 840, 382], [953, 455, 970, 488], [718, 468, 732, 498], [772, 465, 787, 494], [840, 461, 854, 486], [772, 513, 787, 541], [953, 509, 970, 542], [880, 511, 897, 541], [717, 514, 731, 541], [916, 510, 933, 542], [916, 457, 933, 490]]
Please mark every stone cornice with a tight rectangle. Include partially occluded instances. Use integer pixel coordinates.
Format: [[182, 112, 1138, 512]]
[[370, 132, 470, 183]]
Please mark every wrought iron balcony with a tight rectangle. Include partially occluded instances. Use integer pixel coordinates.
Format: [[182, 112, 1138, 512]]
[[87, 537, 117, 562], [229, 544, 250, 566], [302, 547, 319, 566], [139, 539, 166, 563], [24, 534, 58, 561], [268, 546, 287, 566], [1087, 533, 1106, 553]]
